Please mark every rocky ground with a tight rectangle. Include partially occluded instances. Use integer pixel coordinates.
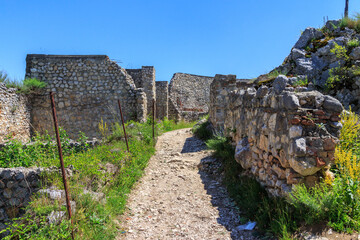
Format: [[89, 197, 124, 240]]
[[117, 128, 256, 240]]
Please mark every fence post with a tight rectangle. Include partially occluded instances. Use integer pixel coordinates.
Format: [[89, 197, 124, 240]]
[[117, 99, 130, 152], [49, 92, 74, 239]]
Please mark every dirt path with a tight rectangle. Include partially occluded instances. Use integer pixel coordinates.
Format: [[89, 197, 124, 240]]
[[117, 128, 256, 240]]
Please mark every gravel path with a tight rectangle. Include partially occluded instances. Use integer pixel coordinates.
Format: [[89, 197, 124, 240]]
[[118, 128, 256, 240]]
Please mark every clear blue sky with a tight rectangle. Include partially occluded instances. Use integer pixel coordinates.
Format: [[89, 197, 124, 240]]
[[0, 0, 358, 81]]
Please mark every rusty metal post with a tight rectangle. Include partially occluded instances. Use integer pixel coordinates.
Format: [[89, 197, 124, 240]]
[[152, 99, 156, 142], [117, 99, 130, 152], [50, 92, 74, 239]]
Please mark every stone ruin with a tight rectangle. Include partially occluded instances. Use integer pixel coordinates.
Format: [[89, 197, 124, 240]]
[[0, 54, 216, 142], [0, 42, 350, 200], [0, 83, 31, 143], [26, 55, 148, 139], [1, 19, 358, 232], [168, 73, 214, 121], [209, 74, 343, 196]]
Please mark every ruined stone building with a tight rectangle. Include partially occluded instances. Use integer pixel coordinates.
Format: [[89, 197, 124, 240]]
[[0, 54, 216, 142], [168, 73, 214, 121]]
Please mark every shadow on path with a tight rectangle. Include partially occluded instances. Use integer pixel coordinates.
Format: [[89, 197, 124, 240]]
[[198, 155, 246, 240], [181, 136, 206, 153], [182, 136, 255, 239]]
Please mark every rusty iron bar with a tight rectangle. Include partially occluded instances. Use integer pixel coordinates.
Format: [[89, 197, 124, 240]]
[[49, 92, 74, 239], [152, 99, 156, 142], [117, 99, 130, 152]]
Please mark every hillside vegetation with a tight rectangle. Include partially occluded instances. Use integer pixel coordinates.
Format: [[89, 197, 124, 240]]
[[1, 118, 195, 239]]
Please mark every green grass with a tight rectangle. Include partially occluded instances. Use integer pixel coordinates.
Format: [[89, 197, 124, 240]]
[[339, 15, 360, 33], [192, 116, 213, 140], [0, 70, 46, 94], [1, 118, 196, 239], [292, 76, 308, 87], [0, 70, 10, 83], [256, 69, 286, 86], [347, 38, 360, 49], [203, 134, 299, 239], [267, 69, 282, 79]]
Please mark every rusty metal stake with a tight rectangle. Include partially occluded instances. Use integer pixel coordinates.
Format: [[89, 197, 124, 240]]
[[50, 92, 74, 239], [117, 99, 129, 152], [152, 99, 156, 142]]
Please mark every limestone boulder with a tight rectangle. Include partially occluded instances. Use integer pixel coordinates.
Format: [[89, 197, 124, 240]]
[[289, 126, 303, 139], [350, 47, 360, 60], [323, 95, 344, 113], [288, 156, 321, 176], [283, 92, 300, 110], [234, 137, 252, 169], [273, 75, 288, 94], [291, 48, 306, 61], [293, 138, 307, 157], [255, 85, 268, 98], [294, 28, 324, 49], [325, 20, 341, 32], [295, 58, 314, 76]]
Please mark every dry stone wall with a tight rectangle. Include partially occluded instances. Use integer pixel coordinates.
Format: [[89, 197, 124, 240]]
[[26, 54, 147, 139], [126, 66, 156, 114], [169, 73, 214, 121], [155, 81, 168, 119], [209, 74, 343, 196], [0, 83, 31, 143], [0, 167, 41, 231]]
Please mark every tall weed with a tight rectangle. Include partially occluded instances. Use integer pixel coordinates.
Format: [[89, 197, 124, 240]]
[[290, 109, 360, 233]]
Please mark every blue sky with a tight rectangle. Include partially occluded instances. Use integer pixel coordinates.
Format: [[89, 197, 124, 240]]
[[0, 0, 358, 81]]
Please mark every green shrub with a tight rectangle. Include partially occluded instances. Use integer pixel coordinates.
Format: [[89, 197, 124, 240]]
[[327, 66, 349, 89], [339, 16, 360, 33], [0, 70, 46, 94], [351, 65, 360, 76], [192, 120, 212, 140], [292, 76, 308, 87], [289, 110, 360, 233], [22, 78, 47, 93], [347, 39, 360, 49], [331, 42, 349, 61], [326, 42, 354, 90]]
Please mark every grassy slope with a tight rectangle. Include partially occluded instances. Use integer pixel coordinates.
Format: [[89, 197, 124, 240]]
[[1, 118, 195, 239]]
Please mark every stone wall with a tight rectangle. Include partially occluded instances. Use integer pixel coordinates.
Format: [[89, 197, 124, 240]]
[[126, 66, 156, 114], [0, 167, 41, 230], [26, 54, 147, 139], [209, 74, 343, 196], [168, 98, 181, 121], [155, 81, 168, 119], [0, 83, 31, 144], [126, 69, 142, 89], [169, 73, 214, 121]]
